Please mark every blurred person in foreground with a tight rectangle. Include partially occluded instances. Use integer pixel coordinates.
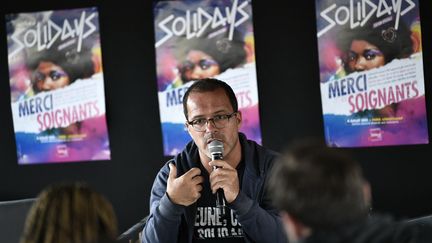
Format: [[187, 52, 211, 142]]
[[268, 139, 422, 243], [20, 182, 118, 243]]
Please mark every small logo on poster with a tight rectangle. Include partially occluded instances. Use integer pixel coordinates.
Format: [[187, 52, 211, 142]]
[[368, 128, 383, 142], [56, 144, 69, 158]]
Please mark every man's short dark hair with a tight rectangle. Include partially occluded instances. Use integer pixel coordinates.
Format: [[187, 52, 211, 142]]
[[182, 78, 238, 120], [268, 139, 369, 230]]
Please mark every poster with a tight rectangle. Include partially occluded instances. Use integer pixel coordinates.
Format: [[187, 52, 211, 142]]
[[154, 0, 262, 155], [6, 7, 111, 164], [315, 0, 428, 147]]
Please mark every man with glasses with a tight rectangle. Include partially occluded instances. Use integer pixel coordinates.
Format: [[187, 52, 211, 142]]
[[143, 78, 286, 243]]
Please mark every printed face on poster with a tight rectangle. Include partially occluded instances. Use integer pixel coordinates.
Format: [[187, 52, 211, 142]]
[[6, 7, 111, 164], [315, 0, 428, 147], [154, 0, 262, 156]]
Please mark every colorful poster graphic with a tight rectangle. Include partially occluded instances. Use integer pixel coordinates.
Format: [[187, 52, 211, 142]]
[[315, 0, 428, 147], [154, 0, 262, 155], [6, 7, 111, 164]]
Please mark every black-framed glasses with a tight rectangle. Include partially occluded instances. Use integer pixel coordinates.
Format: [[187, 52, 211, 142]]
[[179, 59, 218, 73], [187, 112, 237, 132], [347, 49, 383, 62], [32, 70, 67, 83]]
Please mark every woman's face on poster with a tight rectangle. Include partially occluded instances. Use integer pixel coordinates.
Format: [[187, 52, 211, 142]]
[[33, 61, 70, 92], [179, 50, 220, 82], [347, 40, 385, 72]]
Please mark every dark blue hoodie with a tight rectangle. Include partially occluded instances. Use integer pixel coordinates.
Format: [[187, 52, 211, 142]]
[[142, 133, 287, 243]]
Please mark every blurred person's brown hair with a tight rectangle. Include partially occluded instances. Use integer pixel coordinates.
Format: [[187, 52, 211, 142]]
[[20, 182, 118, 243]]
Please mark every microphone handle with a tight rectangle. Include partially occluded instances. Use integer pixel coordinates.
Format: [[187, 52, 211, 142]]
[[216, 188, 226, 216], [212, 153, 226, 216]]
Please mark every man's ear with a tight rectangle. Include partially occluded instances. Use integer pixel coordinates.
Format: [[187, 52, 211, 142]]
[[363, 180, 372, 206], [185, 123, 192, 136], [236, 111, 242, 127], [280, 212, 311, 242]]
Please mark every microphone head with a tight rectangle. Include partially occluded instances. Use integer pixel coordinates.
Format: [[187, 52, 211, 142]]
[[208, 140, 224, 156]]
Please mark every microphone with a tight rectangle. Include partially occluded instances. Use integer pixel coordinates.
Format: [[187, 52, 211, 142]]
[[208, 140, 227, 217]]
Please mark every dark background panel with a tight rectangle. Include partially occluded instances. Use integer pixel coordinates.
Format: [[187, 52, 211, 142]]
[[0, 0, 431, 232]]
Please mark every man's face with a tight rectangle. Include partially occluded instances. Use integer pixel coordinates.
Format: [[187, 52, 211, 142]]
[[185, 88, 241, 161]]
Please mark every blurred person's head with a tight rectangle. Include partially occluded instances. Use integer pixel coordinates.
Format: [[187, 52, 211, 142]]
[[20, 182, 118, 243], [27, 41, 95, 93], [337, 15, 413, 73], [176, 29, 247, 82], [268, 138, 371, 242]]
